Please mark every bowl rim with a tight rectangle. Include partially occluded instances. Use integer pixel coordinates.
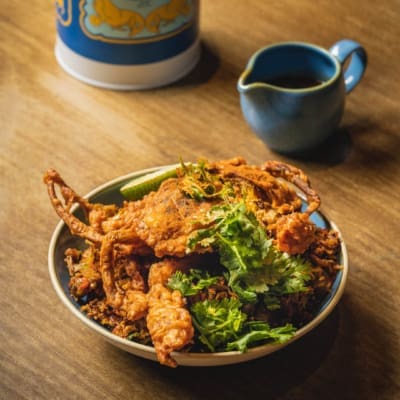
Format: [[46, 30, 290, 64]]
[[48, 165, 349, 366]]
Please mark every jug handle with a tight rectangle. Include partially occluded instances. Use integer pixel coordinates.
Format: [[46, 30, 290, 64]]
[[329, 39, 367, 93]]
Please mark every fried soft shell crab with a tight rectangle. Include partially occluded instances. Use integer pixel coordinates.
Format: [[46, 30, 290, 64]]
[[44, 157, 341, 367]]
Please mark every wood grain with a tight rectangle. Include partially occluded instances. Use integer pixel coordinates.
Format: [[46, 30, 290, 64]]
[[1, 1, 399, 399]]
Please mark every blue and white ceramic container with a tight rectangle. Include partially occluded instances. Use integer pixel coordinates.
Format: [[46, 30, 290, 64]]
[[55, 0, 201, 89]]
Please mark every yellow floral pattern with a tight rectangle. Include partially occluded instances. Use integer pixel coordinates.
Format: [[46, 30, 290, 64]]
[[80, 0, 195, 43]]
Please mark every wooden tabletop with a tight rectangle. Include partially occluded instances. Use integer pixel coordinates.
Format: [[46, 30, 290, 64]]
[[1, 1, 400, 399]]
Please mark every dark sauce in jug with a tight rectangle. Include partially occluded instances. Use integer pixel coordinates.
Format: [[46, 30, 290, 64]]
[[265, 75, 323, 89]]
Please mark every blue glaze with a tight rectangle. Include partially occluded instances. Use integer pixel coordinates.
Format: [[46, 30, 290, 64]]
[[237, 40, 367, 154], [330, 39, 368, 93], [56, 0, 199, 65]]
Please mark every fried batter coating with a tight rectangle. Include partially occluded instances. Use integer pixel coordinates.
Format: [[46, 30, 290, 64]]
[[146, 259, 195, 366], [65, 247, 102, 299], [44, 169, 105, 244], [133, 179, 214, 258], [210, 157, 302, 215], [307, 228, 342, 293], [262, 160, 321, 214], [147, 283, 194, 367], [100, 230, 148, 321], [273, 212, 316, 255]]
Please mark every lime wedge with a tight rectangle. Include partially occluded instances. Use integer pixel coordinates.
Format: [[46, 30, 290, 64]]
[[120, 166, 178, 200]]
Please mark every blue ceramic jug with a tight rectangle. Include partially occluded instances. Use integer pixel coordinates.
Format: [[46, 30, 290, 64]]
[[237, 40, 367, 154]]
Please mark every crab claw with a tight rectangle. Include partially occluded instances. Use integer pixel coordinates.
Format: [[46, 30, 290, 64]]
[[43, 169, 104, 244], [261, 161, 320, 214]]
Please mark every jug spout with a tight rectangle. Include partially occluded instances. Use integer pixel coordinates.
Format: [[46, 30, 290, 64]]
[[237, 47, 280, 94], [237, 64, 271, 94], [239, 43, 278, 93]]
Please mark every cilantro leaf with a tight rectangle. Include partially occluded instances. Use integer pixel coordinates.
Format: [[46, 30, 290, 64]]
[[190, 298, 247, 352], [167, 269, 219, 296], [226, 321, 296, 352], [190, 298, 296, 352], [188, 202, 312, 306]]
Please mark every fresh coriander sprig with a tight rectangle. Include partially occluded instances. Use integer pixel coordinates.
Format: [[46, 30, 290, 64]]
[[167, 269, 219, 296], [191, 298, 296, 352], [188, 201, 312, 305]]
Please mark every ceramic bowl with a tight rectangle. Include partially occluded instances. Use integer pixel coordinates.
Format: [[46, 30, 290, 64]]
[[48, 166, 349, 367]]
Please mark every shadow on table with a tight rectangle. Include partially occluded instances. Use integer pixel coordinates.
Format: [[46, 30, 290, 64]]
[[285, 127, 353, 166], [106, 290, 398, 399], [170, 40, 221, 88], [343, 115, 400, 173], [282, 112, 400, 170], [311, 292, 399, 399], [111, 309, 340, 400]]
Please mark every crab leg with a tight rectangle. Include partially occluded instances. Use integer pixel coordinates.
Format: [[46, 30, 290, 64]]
[[146, 259, 194, 367], [100, 229, 149, 321], [262, 161, 321, 214], [43, 169, 104, 243]]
